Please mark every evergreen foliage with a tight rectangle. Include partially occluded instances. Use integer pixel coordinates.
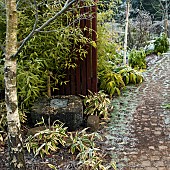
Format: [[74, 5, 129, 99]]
[[154, 33, 169, 54], [83, 90, 111, 118], [128, 49, 146, 69]]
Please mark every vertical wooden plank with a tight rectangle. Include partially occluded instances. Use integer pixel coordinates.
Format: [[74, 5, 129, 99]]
[[85, 5, 92, 93], [81, 57, 87, 95], [80, 0, 85, 31], [75, 58, 81, 95], [64, 69, 71, 95], [54, 1, 98, 96], [60, 86, 65, 95], [91, 1, 97, 93], [70, 67, 76, 94], [74, 0, 81, 95], [80, 0, 87, 95]]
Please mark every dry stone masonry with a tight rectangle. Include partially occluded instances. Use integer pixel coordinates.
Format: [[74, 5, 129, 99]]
[[31, 95, 83, 131]]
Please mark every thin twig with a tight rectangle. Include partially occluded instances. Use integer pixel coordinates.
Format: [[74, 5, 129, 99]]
[[16, 0, 22, 9], [12, 0, 77, 59], [12, 0, 38, 58], [37, 12, 94, 33], [35, 0, 76, 32]]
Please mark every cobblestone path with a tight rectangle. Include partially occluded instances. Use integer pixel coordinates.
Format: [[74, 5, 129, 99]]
[[106, 54, 170, 170]]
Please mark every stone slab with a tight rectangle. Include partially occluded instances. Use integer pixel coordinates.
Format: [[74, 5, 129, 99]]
[[31, 95, 83, 131]]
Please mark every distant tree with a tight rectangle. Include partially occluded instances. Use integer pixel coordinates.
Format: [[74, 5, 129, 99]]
[[154, 0, 169, 36], [140, 0, 162, 20], [131, 0, 140, 11], [130, 0, 169, 36], [142, 0, 169, 36], [123, 0, 130, 65], [128, 10, 152, 49]]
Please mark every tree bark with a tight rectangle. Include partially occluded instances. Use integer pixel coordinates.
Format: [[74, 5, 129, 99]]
[[164, 0, 168, 37], [5, 0, 26, 169], [123, 0, 130, 65]]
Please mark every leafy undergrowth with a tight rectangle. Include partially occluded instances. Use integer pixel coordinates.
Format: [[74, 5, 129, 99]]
[[0, 121, 117, 170], [0, 89, 116, 170]]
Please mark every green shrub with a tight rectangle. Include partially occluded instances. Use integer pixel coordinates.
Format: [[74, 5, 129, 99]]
[[82, 90, 111, 118], [128, 49, 146, 69], [68, 128, 116, 170], [68, 128, 101, 156], [77, 153, 116, 170], [154, 33, 169, 54], [48, 128, 116, 170], [25, 122, 67, 158], [97, 25, 123, 70], [162, 103, 170, 109], [25, 125, 106, 168], [0, 1, 93, 109], [97, 24, 123, 98], [99, 66, 144, 97], [145, 48, 155, 56], [114, 66, 144, 85], [100, 72, 125, 96], [121, 68, 143, 85]]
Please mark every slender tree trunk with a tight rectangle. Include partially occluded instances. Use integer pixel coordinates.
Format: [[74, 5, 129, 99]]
[[5, 0, 26, 169], [164, 0, 168, 37], [123, 0, 130, 65]]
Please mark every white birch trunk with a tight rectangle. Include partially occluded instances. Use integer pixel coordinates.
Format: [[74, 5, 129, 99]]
[[5, 0, 26, 169], [123, 0, 130, 65]]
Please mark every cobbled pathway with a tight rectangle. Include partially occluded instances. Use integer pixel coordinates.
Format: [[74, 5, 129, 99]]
[[106, 53, 170, 170]]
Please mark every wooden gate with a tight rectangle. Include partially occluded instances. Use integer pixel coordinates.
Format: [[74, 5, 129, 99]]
[[56, 1, 97, 96]]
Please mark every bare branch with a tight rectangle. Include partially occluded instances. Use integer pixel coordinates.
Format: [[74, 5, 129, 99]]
[[16, 0, 32, 10], [12, 0, 38, 58], [37, 15, 94, 33], [159, 0, 166, 15], [12, 0, 77, 59], [151, 1, 165, 16], [16, 0, 22, 9], [64, 0, 70, 7], [35, 0, 77, 32]]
